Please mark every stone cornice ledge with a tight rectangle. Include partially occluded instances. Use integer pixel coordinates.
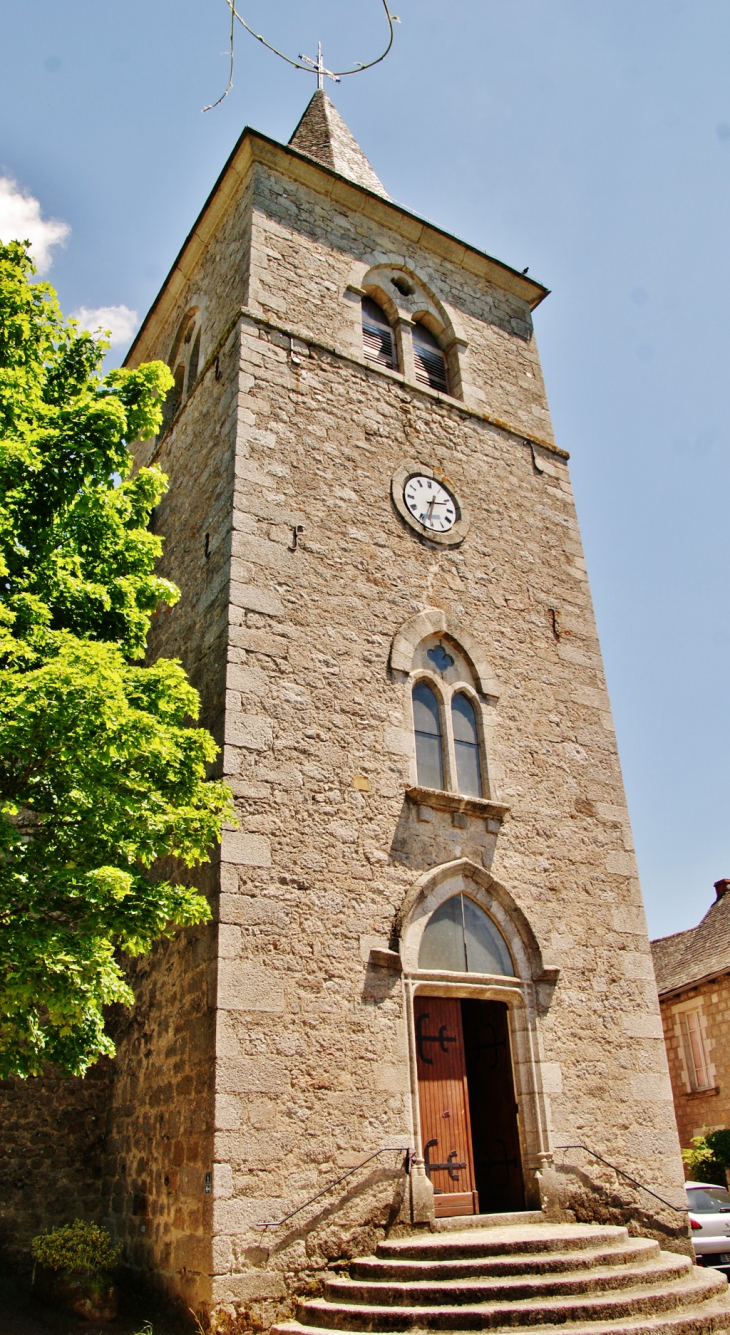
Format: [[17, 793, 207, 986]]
[[406, 786, 510, 821]]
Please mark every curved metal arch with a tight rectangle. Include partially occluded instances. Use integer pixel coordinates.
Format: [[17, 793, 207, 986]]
[[204, 0, 398, 112]]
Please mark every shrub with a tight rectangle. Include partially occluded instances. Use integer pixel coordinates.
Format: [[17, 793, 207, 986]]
[[31, 1219, 121, 1274], [682, 1130, 730, 1184]]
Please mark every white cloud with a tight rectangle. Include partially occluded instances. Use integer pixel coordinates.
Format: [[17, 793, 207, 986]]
[[0, 176, 70, 273], [71, 304, 139, 348]]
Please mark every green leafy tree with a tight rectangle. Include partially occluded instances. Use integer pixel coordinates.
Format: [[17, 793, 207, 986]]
[[0, 241, 233, 1078], [682, 1130, 730, 1184]]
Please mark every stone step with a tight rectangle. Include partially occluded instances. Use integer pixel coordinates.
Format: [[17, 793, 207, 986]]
[[377, 1225, 633, 1262], [296, 1267, 725, 1330], [326, 1255, 691, 1306], [352, 1239, 660, 1282], [437, 1213, 546, 1233], [274, 1293, 730, 1335]]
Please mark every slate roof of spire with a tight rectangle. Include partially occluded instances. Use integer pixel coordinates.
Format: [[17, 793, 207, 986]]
[[288, 89, 389, 198], [651, 889, 730, 995]]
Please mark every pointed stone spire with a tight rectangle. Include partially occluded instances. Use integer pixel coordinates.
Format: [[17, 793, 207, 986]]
[[289, 90, 389, 199]]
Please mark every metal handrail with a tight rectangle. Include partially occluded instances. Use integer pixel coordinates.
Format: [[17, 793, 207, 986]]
[[555, 1143, 687, 1215], [258, 1147, 412, 1228]]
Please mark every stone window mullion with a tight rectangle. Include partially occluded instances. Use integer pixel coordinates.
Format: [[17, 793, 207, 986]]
[[395, 316, 416, 384]]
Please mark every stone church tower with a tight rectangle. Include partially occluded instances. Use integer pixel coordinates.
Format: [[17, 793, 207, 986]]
[[1, 92, 700, 1323]]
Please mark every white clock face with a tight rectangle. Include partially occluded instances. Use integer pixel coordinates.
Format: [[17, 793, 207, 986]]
[[403, 475, 458, 533]]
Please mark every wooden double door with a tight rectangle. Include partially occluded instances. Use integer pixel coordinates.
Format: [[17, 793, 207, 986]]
[[414, 996, 525, 1218]]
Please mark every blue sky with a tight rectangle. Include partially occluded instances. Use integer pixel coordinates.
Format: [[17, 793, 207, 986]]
[[2, 1, 728, 939]]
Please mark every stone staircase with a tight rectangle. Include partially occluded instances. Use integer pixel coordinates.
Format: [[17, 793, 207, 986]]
[[274, 1222, 730, 1335]]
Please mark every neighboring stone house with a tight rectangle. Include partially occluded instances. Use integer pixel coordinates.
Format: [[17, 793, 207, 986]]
[[652, 879, 730, 1150], [0, 90, 694, 1317]]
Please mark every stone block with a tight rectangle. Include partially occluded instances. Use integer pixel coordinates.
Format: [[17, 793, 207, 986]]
[[622, 1013, 665, 1039], [630, 1072, 673, 1103], [216, 1056, 289, 1095], [212, 1270, 287, 1303], [214, 1162, 234, 1198], [231, 532, 292, 570], [217, 960, 285, 1013], [374, 1063, 410, 1092], [383, 726, 413, 756], [229, 581, 284, 617], [220, 832, 272, 866], [606, 850, 637, 876], [227, 663, 269, 696], [224, 714, 273, 750]]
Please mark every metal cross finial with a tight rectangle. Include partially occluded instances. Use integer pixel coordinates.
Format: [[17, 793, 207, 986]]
[[298, 41, 341, 87]]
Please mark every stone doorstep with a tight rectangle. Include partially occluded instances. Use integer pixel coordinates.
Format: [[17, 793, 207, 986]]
[[270, 1223, 729, 1335], [294, 1272, 726, 1329], [297, 1267, 724, 1322], [325, 1255, 693, 1305], [436, 1211, 546, 1232], [377, 1224, 639, 1259], [351, 1239, 661, 1281], [275, 1305, 730, 1335]]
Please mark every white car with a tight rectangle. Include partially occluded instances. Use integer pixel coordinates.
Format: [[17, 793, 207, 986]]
[[686, 1181, 730, 1269]]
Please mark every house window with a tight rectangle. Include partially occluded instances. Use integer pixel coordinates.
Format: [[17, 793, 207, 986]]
[[679, 1007, 713, 1091], [413, 320, 449, 393], [452, 693, 482, 798], [413, 680, 444, 790], [362, 296, 397, 370], [419, 893, 513, 975]]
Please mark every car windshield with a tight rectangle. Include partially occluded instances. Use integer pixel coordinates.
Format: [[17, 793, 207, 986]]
[[687, 1186, 730, 1213]]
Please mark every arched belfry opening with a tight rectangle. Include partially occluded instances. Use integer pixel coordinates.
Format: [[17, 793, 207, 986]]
[[398, 860, 559, 1219]]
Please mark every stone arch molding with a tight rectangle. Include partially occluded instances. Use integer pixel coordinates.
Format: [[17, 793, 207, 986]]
[[397, 857, 560, 986], [348, 261, 468, 349], [391, 608, 500, 700]]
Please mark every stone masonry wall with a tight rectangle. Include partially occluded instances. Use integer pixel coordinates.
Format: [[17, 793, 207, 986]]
[[102, 283, 245, 1307], [659, 974, 730, 1151], [0, 1063, 111, 1271], [246, 162, 553, 445]]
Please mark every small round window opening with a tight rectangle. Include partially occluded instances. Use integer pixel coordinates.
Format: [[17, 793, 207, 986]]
[[419, 894, 514, 976]]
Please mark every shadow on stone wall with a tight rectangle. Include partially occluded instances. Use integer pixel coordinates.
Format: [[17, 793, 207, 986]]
[[388, 798, 497, 875], [0, 1060, 112, 1274], [555, 1162, 693, 1257]]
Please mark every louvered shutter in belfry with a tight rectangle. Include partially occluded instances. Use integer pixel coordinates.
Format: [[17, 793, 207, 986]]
[[413, 322, 449, 393], [362, 297, 396, 370]]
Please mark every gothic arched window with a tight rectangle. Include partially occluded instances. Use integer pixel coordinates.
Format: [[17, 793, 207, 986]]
[[161, 362, 186, 433], [413, 320, 449, 393], [410, 639, 489, 799], [419, 893, 513, 975], [188, 328, 201, 389], [412, 681, 444, 790], [451, 693, 482, 798], [362, 296, 397, 371], [161, 308, 202, 433]]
